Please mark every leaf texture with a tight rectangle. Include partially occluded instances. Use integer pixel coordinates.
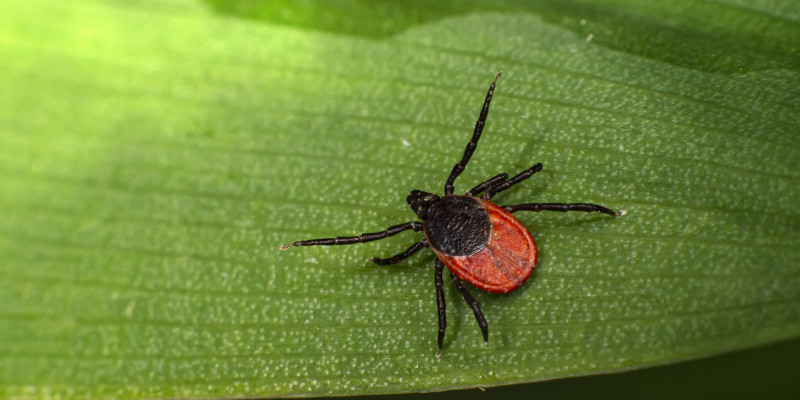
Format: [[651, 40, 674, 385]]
[[0, 0, 798, 398]]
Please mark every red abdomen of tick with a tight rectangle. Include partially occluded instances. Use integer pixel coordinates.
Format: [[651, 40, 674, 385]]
[[431, 199, 537, 293]]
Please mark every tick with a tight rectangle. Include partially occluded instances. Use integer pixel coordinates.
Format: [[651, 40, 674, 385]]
[[280, 72, 620, 357]]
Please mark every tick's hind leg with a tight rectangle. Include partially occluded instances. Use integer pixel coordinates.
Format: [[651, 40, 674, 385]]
[[505, 203, 618, 216], [450, 272, 489, 346], [369, 239, 428, 265], [280, 222, 423, 249], [435, 259, 447, 358]]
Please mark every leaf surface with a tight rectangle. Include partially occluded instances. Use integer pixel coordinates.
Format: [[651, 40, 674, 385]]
[[1, 0, 799, 398]]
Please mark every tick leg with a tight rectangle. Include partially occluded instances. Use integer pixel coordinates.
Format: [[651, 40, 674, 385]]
[[370, 239, 428, 265], [504, 203, 618, 216], [435, 259, 447, 358], [465, 173, 508, 197], [482, 163, 543, 200], [444, 72, 503, 195], [279, 222, 423, 249], [450, 272, 489, 346]]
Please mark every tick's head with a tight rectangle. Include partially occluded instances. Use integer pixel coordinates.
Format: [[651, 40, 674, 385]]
[[407, 190, 441, 220]]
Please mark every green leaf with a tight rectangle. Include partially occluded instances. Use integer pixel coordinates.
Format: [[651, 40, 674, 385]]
[[1, 0, 799, 398]]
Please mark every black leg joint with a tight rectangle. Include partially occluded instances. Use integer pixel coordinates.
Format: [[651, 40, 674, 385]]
[[443, 72, 502, 196], [466, 173, 508, 197], [450, 272, 489, 346], [281, 221, 423, 249], [435, 259, 447, 358], [482, 163, 543, 200], [504, 202, 617, 216], [370, 239, 427, 265]]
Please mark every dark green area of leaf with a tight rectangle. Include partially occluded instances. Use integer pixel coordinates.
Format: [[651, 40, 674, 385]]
[[204, 0, 800, 73], [1, 0, 799, 399], [363, 338, 800, 400]]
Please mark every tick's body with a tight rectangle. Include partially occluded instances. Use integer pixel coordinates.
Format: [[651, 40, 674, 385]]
[[425, 195, 537, 294], [281, 72, 618, 357]]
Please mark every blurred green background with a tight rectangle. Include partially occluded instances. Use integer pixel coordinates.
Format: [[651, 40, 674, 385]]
[[1, 0, 798, 398]]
